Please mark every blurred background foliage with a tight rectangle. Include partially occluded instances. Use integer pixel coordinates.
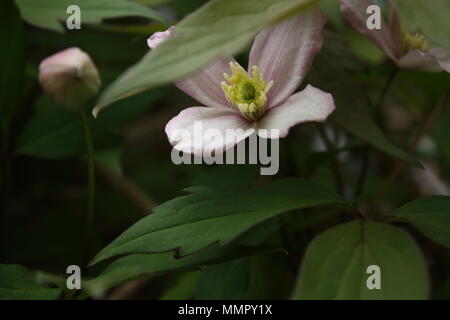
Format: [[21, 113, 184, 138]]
[[1, 0, 450, 300]]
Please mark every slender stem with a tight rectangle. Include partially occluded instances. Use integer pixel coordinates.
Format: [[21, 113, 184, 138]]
[[79, 108, 95, 267], [375, 65, 398, 122], [316, 124, 344, 195], [371, 85, 450, 207]]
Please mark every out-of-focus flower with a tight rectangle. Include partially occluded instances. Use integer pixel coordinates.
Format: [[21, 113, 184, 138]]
[[410, 161, 450, 196], [39, 48, 101, 111], [340, 0, 450, 72], [147, 7, 335, 155], [147, 26, 175, 50]]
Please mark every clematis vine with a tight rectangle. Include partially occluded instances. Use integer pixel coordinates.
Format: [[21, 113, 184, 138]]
[[147, 7, 336, 156], [340, 0, 450, 72], [39, 47, 101, 261]]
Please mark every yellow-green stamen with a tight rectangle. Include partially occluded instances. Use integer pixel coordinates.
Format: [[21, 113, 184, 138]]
[[400, 27, 429, 56], [221, 62, 273, 121]]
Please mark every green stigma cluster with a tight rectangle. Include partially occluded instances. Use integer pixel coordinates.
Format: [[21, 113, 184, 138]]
[[400, 27, 429, 56], [221, 62, 273, 121]]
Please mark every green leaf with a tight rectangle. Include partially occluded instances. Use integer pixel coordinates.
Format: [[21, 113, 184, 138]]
[[293, 220, 429, 300], [159, 271, 200, 300], [396, 0, 450, 50], [308, 33, 419, 166], [84, 245, 268, 297], [16, 99, 120, 159], [17, 87, 167, 159], [134, 0, 175, 6], [0, 0, 25, 133], [90, 178, 352, 265], [391, 196, 450, 248], [233, 217, 281, 246], [0, 264, 62, 300], [195, 258, 250, 300], [15, 0, 168, 33], [93, 0, 318, 116], [17, 99, 88, 158]]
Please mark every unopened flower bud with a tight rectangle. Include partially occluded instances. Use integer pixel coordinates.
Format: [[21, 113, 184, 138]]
[[39, 47, 101, 111]]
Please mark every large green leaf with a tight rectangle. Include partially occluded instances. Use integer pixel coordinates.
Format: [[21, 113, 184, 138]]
[[0, 264, 62, 300], [159, 271, 200, 300], [195, 257, 250, 300], [85, 245, 268, 297], [0, 0, 25, 133], [391, 196, 450, 248], [293, 220, 429, 300], [17, 88, 167, 159], [90, 178, 352, 265], [15, 0, 168, 33], [92, 0, 318, 116], [134, 0, 175, 5], [308, 33, 419, 166], [396, 0, 450, 50], [16, 99, 120, 159]]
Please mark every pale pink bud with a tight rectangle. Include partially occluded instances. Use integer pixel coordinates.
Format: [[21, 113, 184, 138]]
[[39, 48, 101, 111], [147, 26, 174, 50]]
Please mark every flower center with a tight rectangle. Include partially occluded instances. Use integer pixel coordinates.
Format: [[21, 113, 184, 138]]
[[221, 61, 273, 121], [400, 27, 429, 56]]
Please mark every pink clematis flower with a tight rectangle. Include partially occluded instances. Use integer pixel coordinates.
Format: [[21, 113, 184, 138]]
[[340, 0, 450, 72], [148, 7, 335, 156]]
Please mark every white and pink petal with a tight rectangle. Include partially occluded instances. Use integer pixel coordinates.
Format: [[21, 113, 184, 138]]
[[428, 47, 450, 73], [165, 106, 254, 156], [388, 2, 402, 56], [397, 50, 443, 72], [175, 58, 235, 109], [256, 85, 335, 139], [248, 7, 325, 108], [148, 27, 232, 109], [340, 0, 399, 60], [147, 26, 175, 50]]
